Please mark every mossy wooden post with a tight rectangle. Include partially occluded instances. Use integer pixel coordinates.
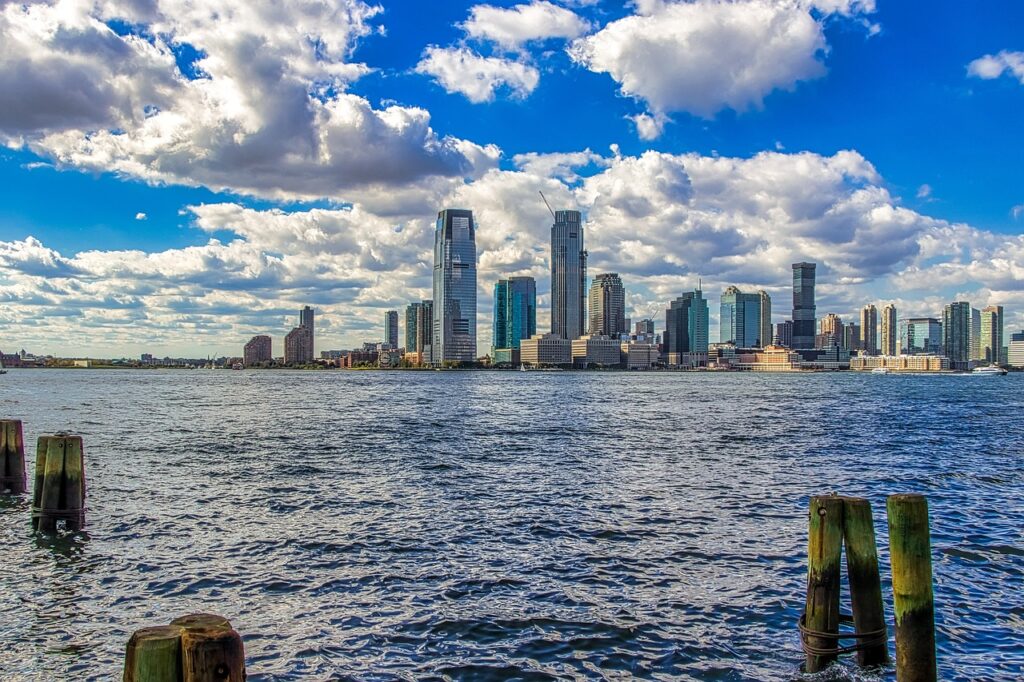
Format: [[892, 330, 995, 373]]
[[32, 435, 86, 532], [803, 495, 844, 673], [887, 494, 937, 682], [171, 614, 232, 631], [842, 497, 888, 668], [123, 626, 185, 682], [181, 627, 246, 682], [1, 419, 27, 494]]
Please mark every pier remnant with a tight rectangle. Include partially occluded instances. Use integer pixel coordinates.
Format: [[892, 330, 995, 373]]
[[887, 493, 937, 682], [0, 419, 27, 494], [802, 495, 844, 673], [842, 497, 889, 668], [31, 434, 86, 532], [123, 613, 245, 682]]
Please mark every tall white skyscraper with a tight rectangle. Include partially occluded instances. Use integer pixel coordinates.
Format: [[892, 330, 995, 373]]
[[433, 209, 477, 364]]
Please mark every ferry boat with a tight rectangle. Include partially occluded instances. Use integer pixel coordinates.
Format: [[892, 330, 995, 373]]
[[972, 365, 1007, 376], [870, 367, 891, 374]]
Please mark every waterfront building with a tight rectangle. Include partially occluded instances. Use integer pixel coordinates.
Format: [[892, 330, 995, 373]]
[[817, 313, 843, 349], [550, 209, 587, 340], [284, 326, 313, 364], [860, 304, 879, 355], [1008, 340, 1024, 368], [844, 323, 861, 352], [943, 301, 972, 368], [492, 277, 537, 354], [384, 310, 399, 348], [979, 305, 1005, 365], [520, 333, 572, 366], [433, 209, 477, 364], [492, 347, 521, 366], [758, 290, 772, 349], [901, 318, 942, 355], [971, 308, 982, 361], [664, 289, 709, 366], [850, 355, 950, 372], [720, 286, 763, 347], [791, 262, 816, 349], [775, 320, 793, 348], [243, 335, 272, 367], [571, 335, 622, 367], [405, 304, 419, 351], [621, 342, 660, 370], [880, 304, 897, 356], [414, 300, 433, 364], [588, 273, 626, 337]]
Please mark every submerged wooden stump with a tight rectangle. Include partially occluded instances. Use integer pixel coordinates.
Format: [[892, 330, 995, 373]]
[[31, 434, 86, 532], [0, 419, 27, 494], [123, 613, 245, 682], [887, 494, 937, 682]]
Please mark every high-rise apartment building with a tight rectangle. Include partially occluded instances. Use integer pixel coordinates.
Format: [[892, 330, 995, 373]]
[[817, 313, 843, 348], [971, 308, 982, 361], [844, 323, 861, 352], [588, 273, 626, 337], [720, 286, 762, 347], [550, 210, 587, 340], [980, 305, 1005, 365], [664, 289, 709, 357], [433, 209, 477, 364], [243, 335, 272, 367], [791, 262, 816, 349], [758, 290, 772, 349], [775, 320, 793, 347], [384, 310, 399, 348], [300, 305, 314, 332], [943, 301, 971, 367], [492, 276, 537, 351], [901, 318, 942, 355], [405, 303, 419, 351], [860, 304, 879, 355], [880, 304, 897, 356], [415, 300, 433, 360], [284, 326, 313, 364]]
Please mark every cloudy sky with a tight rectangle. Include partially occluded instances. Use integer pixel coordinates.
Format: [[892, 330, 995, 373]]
[[1, 0, 1022, 357]]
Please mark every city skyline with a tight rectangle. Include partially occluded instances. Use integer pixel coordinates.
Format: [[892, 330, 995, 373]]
[[2, 2, 1024, 357]]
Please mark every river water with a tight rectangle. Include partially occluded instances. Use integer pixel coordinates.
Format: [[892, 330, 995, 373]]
[[0, 369, 1021, 680]]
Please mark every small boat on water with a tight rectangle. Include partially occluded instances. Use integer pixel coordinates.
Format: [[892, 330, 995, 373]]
[[871, 367, 891, 374], [520, 363, 527, 372], [972, 365, 1007, 376]]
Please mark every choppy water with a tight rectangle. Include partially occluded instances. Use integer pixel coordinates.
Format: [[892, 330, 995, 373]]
[[0, 369, 1022, 681]]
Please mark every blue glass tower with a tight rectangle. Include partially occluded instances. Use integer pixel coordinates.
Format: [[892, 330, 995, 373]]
[[433, 209, 477, 364], [493, 277, 537, 351]]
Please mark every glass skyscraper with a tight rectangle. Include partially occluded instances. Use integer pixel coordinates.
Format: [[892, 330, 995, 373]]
[[758, 290, 772, 348], [588, 273, 626, 337], [791, 262, 816, 349], [405, 303, 418, 351], [433, 209, 477, 364], [943, 301, 971, 366], [901, 318, 942, 355], [980, 305, 1004, 364], [720, 286, 762, 346], [492, 276, 536, 351], [664, 289, 709, 355], [551, 210, 587, 340], [384, 310, 398, 348]]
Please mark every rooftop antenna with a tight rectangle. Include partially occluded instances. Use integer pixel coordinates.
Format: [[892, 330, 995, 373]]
[[538, 191, 556, 220]]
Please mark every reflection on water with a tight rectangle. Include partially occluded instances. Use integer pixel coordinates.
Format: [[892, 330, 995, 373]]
[[0, 370, 1022, 680]]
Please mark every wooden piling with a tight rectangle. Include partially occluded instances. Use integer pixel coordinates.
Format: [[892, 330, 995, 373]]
[[887, 494, 937, 682], [181, 627, 246, 682], [123, 626, 185, 682], [842, 497, 888, 668], [123, 614, 245, 682], [802, 495, 844, 673], [32, 434, 86, 532], [1, 419, 27, 494]]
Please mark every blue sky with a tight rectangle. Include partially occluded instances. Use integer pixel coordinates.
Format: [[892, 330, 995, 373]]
[[1, 0, 1023, 356]]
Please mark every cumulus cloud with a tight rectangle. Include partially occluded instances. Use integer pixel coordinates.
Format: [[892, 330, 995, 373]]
[[463, 1, 591, 48], [916, 184, 932, 200], [968, 50, 1024, 84], [135, 212, 148, 220], [568, 0, 876, 137], [0, 0, 500, 201], [415, 47, 540, 103], [5, 147, 1023, 354], [1012, 204, 1024, 220]]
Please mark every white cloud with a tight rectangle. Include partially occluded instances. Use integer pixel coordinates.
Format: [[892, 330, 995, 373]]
[[1012, 204, 1024, 220], [0, 1, 499, 201], [415, 47, 540, 103], [568, 0, 876, 136], [916, 184, 932, 199], [968, 50, 1024, 84], [463, 1, 590, 48], [135, 212, 148, 220]]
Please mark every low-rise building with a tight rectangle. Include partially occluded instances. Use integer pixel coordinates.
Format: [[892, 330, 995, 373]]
[[850, 355, 950, 372], [621, 342, 659, 370], [571, 335, 622, 367], [1008, 340, 1024, 368], [492, 348, 521, 366], [520, 333, 571, 366]]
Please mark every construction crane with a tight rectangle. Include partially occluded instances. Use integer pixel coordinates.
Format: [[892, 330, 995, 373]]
[[538, 191, 556, 220]]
